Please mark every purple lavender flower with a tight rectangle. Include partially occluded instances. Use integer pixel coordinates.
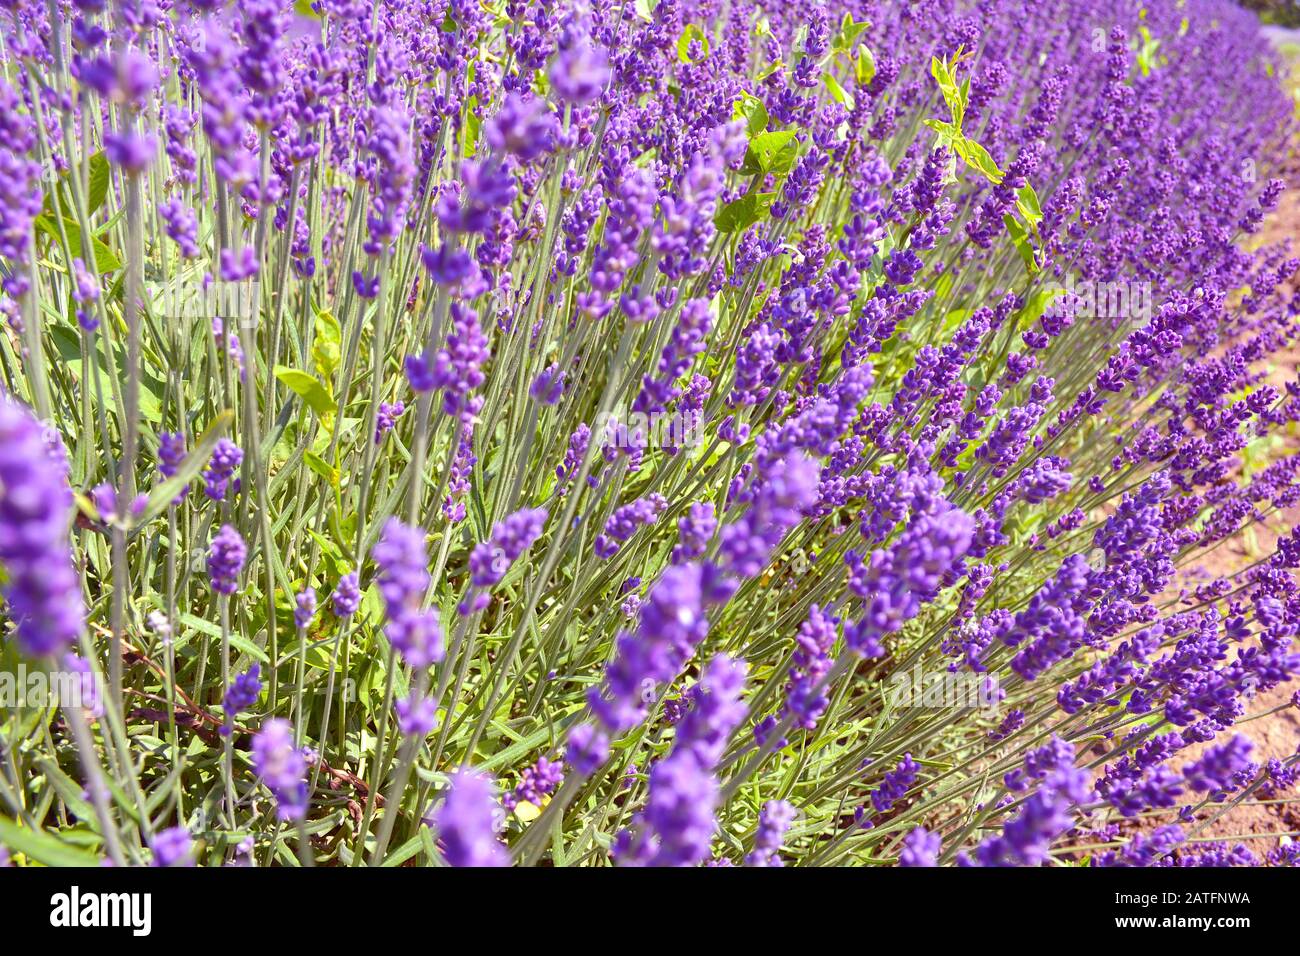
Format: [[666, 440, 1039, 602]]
[[294, 588, 317, 630], [251, 718, 309, 821], [203, 438, 243, 501], [503, 756, 565, 810], [721, 452, 820, 579], [899, 827, 942, 867], [589, 563, 711, 732], [434, 768, 509, 867], [549, 42, 609, 106], [0, 397, 82, 658], [395, 694, 438, 737], [1183, 735, 1254, 793], [487, 92, 558, 161], [746, 800, 796, 867], [157, 431, 189, 501], [207, 524, 247, 595], [331, 572, 361, 618], [374, 401, 405, 444], [372, 519, 443, 667], [62, 653, 103, 719], [594, 494, 667, 559], [782, 604, 838, 730], [565, 722, 611, 776], [673, 502, 717, 564], [468, 506, 548, 588], [868, 753, 920, 815], [150, 827, 194, 867], [220, 664, 261, 735], [616, 655, 747, 866]]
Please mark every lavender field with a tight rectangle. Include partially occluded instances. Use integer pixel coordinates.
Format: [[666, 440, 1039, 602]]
[[0, 0, 1299, 870]]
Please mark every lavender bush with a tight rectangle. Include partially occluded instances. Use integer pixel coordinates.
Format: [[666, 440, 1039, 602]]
[[0, 0, 1298, 868]]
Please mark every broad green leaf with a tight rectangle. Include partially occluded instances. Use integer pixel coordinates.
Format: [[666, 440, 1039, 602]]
[[823, 72, 854, 109], [930, 46, 972, 129], [855, 45, 877, 85], [930, 56, 964, 129], [732, 91, 769, 136], [311, 308, 342, 383], [1016, 183, 1043, 236], [740, 130, 799, 176], [715, 191, 776, 233], [86, 151, 110, 215], [48, 324, 163, 423], [633, 0, 655, 21], [834, 13, 870, 52], [1003, 213, 1038, 275], [955, 136, 1003, 184], [303, 449, 340, 488], [275, 365, 335, 418], [34, 215, 122, 273], [1135, 25, 1162, 77]]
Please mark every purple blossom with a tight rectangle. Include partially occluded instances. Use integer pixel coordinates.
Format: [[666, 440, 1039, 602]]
[[251, 718, 309, 821], [0, 397, 82, 658], [434, 768, 509, 867], [331, 572, 361, 618], [221, 664, 261, 735], [150, 827, 194, 867], [469, 506, 548, 588], [207, 525, 247, 595], [899, 827, 941, 867], [372, 519, 443, 668], [746, 800, 796, 867]]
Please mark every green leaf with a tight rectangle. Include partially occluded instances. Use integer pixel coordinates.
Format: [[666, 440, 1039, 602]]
[[275, 365, 336, 418], [311, 308, 343, 383], [740, 130, 799, 176], [33, 757, 94, 823], [676, 24, 710, 63], [954, 136, 1003, 184], [714, 191, 776, 233], [1003, 213, 1038, 275], [86, 152, 111, 215], [0, 815, 101, 867], [834, 13, 871, 52], [930, 57, 964, 129], [633, 0, 655, 21], [930, 47, 972, 130], [41, 151, 109, 219], [303, 450, 340, 489], [855, 45, 877, 86], [294, 0, 322, 19], [1135, 25, 1162, 77], [34, 215, 122, 273], [48, 324, 163, 423], [823, 72, 854, 110], [731, 91, 769, 136], [1016, 183, 1043, 233]]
